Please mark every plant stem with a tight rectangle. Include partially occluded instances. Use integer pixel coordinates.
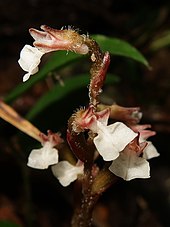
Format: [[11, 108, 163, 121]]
[[71, 167, 118, 227], [71, 172, 99, 227]]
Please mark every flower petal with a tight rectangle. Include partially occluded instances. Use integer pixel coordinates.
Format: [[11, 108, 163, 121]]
[[143, 141, 160, 160], [51, 161, 84, 186], [27, 142, 58, 169], [23, 73, 31, 82], [94, 122, 137, 161], [109, 149, 150, 181], [18, 45, 44, 81]]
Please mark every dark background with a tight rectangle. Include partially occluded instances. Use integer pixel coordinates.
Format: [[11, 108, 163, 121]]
[[1, 0, 170, 226]]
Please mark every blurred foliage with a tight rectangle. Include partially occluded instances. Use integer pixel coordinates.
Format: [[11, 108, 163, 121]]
[[0, 221, 20, 227]]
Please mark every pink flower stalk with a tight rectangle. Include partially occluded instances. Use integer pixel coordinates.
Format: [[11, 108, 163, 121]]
[[89, 52, 110, 106]]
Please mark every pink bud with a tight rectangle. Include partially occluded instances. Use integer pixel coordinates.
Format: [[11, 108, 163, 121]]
[[29, 25, 89, 54]]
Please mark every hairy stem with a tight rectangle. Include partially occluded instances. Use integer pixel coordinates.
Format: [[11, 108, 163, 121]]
[[71, 172, 99, 227]]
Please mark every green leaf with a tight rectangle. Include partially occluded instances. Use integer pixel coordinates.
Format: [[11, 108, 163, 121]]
[[93, 35, 149, 67], [5, 34, 148, 104], [5, 51, 82, 104], [0, 221, 21, 227], [26, 73, 119, 120]]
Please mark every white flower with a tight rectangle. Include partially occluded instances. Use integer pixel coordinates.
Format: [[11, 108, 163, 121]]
[[18, 25, 89, 82], [91, 121, 137, 161], [27, 141, 59, 169], [18, 45, 44, 82], [109, 145, 150, 181], [108, 126, 159, 181], [51, 161, 84, 187], [73, 107, 137, 161]]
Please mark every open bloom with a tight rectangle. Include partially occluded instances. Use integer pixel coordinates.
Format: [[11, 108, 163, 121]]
[[51, 161, 84, 186], [72, 106, 137, 161], [27, 141, 59, 169], [18, 45, 44, 82], [109, 137, 150, 181], [27, 131, 63, 169], [18, 25, 89, 82], [92, 121, 138, 161]]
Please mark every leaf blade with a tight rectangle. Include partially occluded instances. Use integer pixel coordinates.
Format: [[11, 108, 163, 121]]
[[93, 35, 149, 67], [26, 73, 119, 120]]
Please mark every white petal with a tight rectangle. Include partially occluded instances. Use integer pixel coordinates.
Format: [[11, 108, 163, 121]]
[[109, 149, 150, 181], [27, 142, 58, 169], [23, 73, 31, 82], [143, 141, 160, 160], [94, 132, 120, 161], [94, 121, 137, 161], [18, 45, 44, 80], [51, 161, 84, 187]]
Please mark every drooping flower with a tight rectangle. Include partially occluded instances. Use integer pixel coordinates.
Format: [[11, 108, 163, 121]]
[[109, 136, 150, 181], [51, 161, 84, 187], [27, 141, 59, 169], [18, 25, 89, 81], [18, 45, 44, 82], [27, 131, 63, 169], [72, 106, 137, 161], [92, 121, 138, 161]]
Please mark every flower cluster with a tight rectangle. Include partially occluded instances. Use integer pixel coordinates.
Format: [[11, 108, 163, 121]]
[[17, 25, 159, 188], [70, 106, 159, 181], [27, 130, 84, 187]]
